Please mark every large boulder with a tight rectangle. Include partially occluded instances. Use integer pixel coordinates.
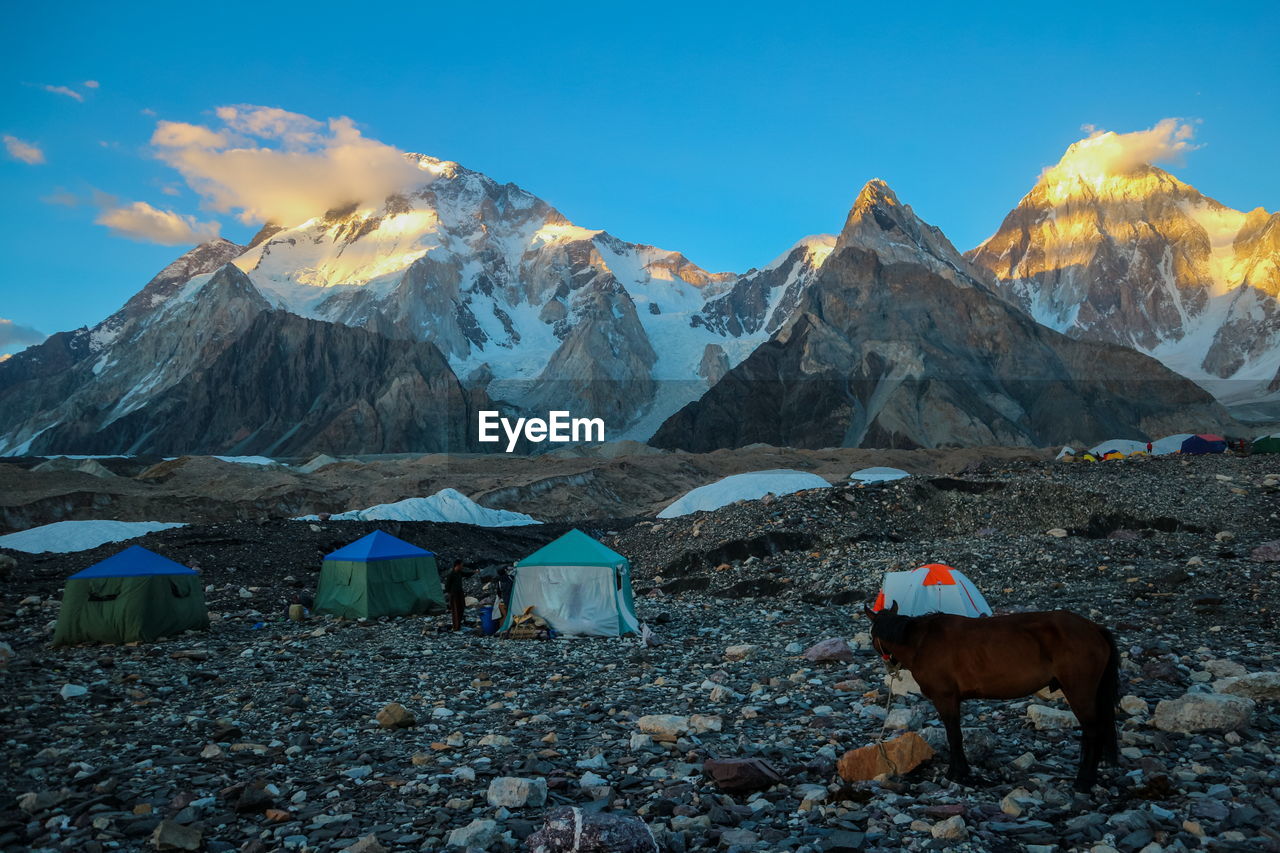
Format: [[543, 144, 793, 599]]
[[1026, 704, 1079, 730], [702, 757, 783, 793], [637, 714, 689, 741], [1153, 693, 1255, 733], [837, 732, 935, 781], [1212, 672, 1280, 701], [526, 807, 659, 853], [486, 776, 547, 808], [803, 638, 855, 663]]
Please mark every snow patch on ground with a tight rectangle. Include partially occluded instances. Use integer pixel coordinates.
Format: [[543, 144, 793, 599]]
[[849, 466, 910, 484], [298, 488, 539, 527], [0, 520, 187, 554], [658, 469, 831, 518]]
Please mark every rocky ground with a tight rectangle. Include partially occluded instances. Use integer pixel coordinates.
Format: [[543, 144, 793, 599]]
[[2, 453, 1279, 852], [0, 444, 1049, 533]]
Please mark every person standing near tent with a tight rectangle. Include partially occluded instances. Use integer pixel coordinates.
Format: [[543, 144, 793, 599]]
[[445, 559, 466, 631], [497, 565, 514, 617]]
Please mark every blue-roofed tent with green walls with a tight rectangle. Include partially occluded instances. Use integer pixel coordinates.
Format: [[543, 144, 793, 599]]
[[499, 529, 640, 637], [53, 545, 209, 646], [314, 530, 444, 619]]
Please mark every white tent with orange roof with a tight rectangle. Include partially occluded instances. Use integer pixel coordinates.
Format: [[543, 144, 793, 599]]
[[872, 563, 992, 618]]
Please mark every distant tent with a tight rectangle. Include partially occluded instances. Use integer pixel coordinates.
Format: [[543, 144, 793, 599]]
[[1181, 434, 1227, 455], [872, 564, 992, 618], [314, 531, 443, 619], [1089, 439, 1147, 457], [500, 529, 639, 637], [1055, 447, 1077, 460], [1253, 434, 1280, 455], [850, 467, 910, 484], [53, 545, 208, 646], [1101, 450, 1126, 460], [1151, 434, 1193, 455]]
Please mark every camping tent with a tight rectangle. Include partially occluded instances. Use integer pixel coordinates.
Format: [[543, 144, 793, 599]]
[[1253, 434, 1280, 455], [500, 529, 639, 637], [1089, 439, 1148, 457], [850, 467, 909, 484], [53, 545, 208, 645], [314, 531, 444, 619], [873, 564, 992, 618], [1151, 434, 1192, 455], [1181, 434, 1227, 455], [1055, 446, 1077, 460]]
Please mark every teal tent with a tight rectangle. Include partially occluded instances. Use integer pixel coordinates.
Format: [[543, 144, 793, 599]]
[[314, 531, 444, 619], [500, 529, 640, 636], [53, 546, 208, 645]]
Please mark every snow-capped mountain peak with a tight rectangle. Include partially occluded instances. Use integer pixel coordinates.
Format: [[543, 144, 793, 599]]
[[968, 153, 1280, 409]]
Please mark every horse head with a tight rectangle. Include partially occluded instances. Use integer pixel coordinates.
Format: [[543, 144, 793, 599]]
[[865, 600, 913, 652]]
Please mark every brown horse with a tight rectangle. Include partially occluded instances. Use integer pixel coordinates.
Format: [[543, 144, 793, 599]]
[[864, 602, 1118, 791]]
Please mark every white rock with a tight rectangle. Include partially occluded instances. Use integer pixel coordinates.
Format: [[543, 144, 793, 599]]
[[1046, 528, 1068, 538], [1119, 695, 1149, 716], [931, 815, 967, 840], [1204, 659, 1247, 678], [886, 669, 921, 696], [638, 714, 689, 740], [884, 708, 920, 730], [59, 684, 88, 700], [578, 771, 607, 789], [1027, 704, 1078, 730], [690, 714, 722, 734], [447, 819, 499, 849], [1153, 693, 1255, 733], [724, 644, 759, 661], [485, 777, 546, 808], [1212, 672, 1280, 701]]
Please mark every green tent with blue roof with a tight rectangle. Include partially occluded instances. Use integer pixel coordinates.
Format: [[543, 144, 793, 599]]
[[314, 530, 443, 619], [1253, 433, 1280, 455], [500, 529, 640, 637], [53, 545, 208, 646]]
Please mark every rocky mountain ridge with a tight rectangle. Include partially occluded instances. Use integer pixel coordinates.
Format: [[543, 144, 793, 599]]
[[0, 150, 1261, 456]]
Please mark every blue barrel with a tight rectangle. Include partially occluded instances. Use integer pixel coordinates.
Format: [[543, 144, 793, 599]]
[[478, 607, 498, 635]]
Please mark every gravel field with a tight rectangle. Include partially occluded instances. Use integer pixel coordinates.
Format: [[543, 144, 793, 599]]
[[2, 453, 1279, 852]]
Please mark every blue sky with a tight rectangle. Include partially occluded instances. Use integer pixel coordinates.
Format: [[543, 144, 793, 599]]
[[2, 0, 1277, 351]]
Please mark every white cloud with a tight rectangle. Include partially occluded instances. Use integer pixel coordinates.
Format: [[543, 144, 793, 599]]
[[94, 200, 221, 245], [3, 135, 45, 164], [83, 80, 100, 89], [0, 318, 46, 349], [151, 105, 429, 226], [42, 84, 84, 102], [1046, 118, 1202, 184]]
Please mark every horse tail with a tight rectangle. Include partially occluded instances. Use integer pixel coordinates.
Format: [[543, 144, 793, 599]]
[[1096, 627, 1120, 762]]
